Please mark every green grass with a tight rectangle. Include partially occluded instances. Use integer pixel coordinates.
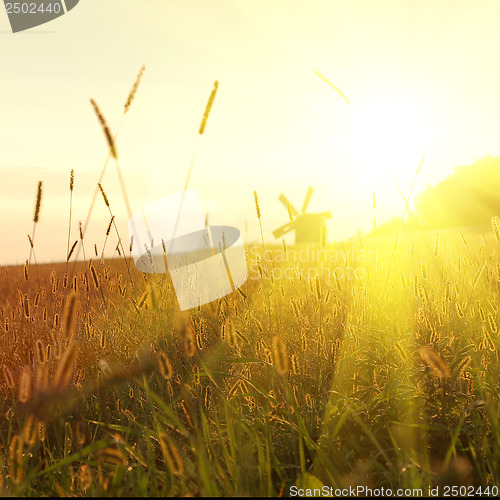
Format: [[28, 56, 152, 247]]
[[0, 225, 498, 496]]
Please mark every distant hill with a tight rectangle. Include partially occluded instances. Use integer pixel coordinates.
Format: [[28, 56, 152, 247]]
[[370, 155, 500, 236]]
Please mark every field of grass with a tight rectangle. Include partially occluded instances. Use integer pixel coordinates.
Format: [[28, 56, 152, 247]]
[[0, 69, 498, 497], [0, 222, 499, 496]]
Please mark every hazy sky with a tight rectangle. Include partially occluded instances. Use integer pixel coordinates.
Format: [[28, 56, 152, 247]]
[[1, 0, 500, 265]]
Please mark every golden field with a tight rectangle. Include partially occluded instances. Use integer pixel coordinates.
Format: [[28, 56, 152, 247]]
[[0, 223, 498, 496]]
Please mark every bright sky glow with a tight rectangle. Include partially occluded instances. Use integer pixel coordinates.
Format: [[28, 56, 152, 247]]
[[1, 0, 500, 264]]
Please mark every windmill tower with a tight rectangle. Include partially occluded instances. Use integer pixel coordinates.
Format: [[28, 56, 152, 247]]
[[272, 187, 332, 244]]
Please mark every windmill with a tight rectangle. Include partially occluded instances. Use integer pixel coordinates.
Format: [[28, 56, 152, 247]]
[[272, 187, 332, 243]]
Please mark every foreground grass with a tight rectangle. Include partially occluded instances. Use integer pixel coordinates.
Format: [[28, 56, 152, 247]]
[[0, 228, 498, 496]]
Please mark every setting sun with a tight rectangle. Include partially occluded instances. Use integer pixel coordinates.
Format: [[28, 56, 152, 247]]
[[348, 96, 434, 188]]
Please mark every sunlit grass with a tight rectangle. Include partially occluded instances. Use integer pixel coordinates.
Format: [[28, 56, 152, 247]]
[[0, 67, 498, 497], [0, 222, 498, 495]]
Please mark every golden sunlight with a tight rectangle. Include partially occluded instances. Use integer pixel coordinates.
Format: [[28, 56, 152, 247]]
[[348, 96, 434, 187]]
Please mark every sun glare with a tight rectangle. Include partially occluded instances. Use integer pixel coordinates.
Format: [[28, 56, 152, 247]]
[[349, 97, 434, 187]]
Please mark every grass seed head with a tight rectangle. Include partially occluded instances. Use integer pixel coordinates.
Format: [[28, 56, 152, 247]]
[[158, 352, 174, 380], [124, 64, 146, 113], [90, 99, 118, 159], [418, 346, 450, 379], [3, 365, 15, 389], [62, 292, 79, 341], [492, 216, 500, 242], [158, 432, 184, 475], [272, 335, 289, 376], [18, 366, 32, 403], [198, 80, 219, 135], [53, 342, 78, 393], [254, 191, 261, 220], [34, 181, 43, 223]]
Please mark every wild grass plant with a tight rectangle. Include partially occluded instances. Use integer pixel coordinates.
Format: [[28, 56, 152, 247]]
[[0, 70, 498, 496]]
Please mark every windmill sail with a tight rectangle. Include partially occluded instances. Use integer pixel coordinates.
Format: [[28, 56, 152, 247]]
[[315, 211, 333, 219], [301, 187, 314, 213], [278, 194, 298, 217], [273, 221, 296, 239]]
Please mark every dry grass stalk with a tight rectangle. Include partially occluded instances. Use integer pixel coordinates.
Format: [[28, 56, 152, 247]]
[[254, 191, 261, 220], [158, 352, 173, 380], [456, 355, 472, 378], [90, 265, 100, 289], [272, 335, 289, 376], [18, 365, 33, 403], [67, 240, 78, 262], [78, 464, 93, 493], [418, 346, 450, 379], [23, 294, 30, 319], [158, 432, 184, 475], [53, 342, 78, 393], [90, 99, 118, 159], [183, 322, 196, 358], [492, 216, 500, 242], [98, 447, 127, 467], [3, 364, 15, 389], [106, 216, 115, 236], [198, 80, 219, 135], [34, 181, 42, 223], [313, 69, 349, 103], [38, 421, 46, 442], [62, 292, 79, 341], [23, 414, 37, 446], [473, 262, 486, 288], [98, 183, 110, 208], [36, 340, 46, 364], [9, 434, 23, 484], [124, 64, 146, 113]]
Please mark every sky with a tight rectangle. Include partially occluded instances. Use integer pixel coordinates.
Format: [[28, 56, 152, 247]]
[[1, 0, 500, 265]]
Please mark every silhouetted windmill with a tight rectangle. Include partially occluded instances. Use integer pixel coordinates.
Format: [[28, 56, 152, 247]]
[[273, 187, 332, 243]]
